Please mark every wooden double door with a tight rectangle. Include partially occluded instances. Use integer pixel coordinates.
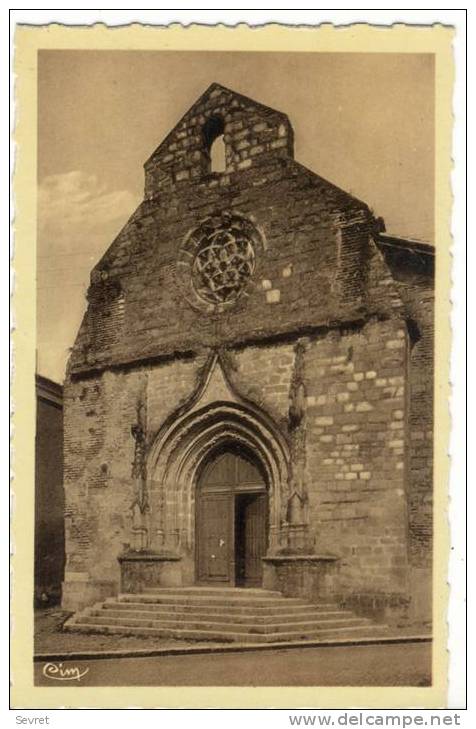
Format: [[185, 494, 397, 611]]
[[196, 448, 268, 587]]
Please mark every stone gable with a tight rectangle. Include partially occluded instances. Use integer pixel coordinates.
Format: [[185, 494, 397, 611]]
[[68, 84, 404, 376]]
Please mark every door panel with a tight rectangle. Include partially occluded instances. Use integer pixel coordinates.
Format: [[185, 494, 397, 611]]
[[197, 494, 231, 583], [196, 447, 268, 586], [244, 494, 267, 586]]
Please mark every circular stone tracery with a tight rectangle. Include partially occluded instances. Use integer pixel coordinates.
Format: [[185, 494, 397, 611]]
[[192, 228, 255, 305], [177, 213, 263, 314]]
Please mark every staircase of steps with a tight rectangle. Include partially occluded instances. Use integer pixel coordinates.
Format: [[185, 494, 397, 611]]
[[64, 587, 384, 644]]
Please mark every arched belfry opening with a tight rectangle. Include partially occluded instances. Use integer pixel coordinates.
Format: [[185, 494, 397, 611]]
[[196, 442, 268, 587], [202, 115, 226, 173]]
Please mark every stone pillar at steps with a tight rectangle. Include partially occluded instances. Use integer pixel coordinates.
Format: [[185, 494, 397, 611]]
[[117, 550, 182, 594]]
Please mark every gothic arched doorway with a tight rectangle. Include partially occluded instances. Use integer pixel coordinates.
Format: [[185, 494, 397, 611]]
[[196, 444, 268, 587]]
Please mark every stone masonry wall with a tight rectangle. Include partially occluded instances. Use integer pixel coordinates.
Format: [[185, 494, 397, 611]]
[[375, 239, 434, 622], [63, 358, 202, 607], [63, 370, 138, 608], [70, 160, 375, 375], [304, 318, 410, 607], [397, 275, 434, 570], [144, 83, 294, 194], [395, 261, 434, 622], [233, 344, 295, 426], [64, 320, 412, 613]]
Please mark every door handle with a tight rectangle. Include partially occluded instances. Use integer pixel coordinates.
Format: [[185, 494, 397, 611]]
[[219, 539, 225, 547]]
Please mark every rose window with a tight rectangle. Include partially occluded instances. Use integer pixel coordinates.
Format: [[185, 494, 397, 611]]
[[191, 228, 255, 305], [177, 213, 262, 313]]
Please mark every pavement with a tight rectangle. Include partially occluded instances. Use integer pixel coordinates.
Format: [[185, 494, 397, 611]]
[[34, 633, 431, 661], [34, 641, 432, 687]]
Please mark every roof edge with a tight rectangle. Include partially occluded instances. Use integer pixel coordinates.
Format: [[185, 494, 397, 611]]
[[290, 160, 372, 214], [376, 232, 435, 256]]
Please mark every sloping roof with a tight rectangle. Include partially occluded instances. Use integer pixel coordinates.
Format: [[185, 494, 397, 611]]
[[375, 232, 434, 279], [376, 232, 434, 256], [36, 374, 63, 406]]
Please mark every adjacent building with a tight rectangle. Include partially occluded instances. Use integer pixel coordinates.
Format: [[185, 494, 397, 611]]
[[35, 374, 65, 604]]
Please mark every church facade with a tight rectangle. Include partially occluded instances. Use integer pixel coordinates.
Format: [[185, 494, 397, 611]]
[[62, 84, 434, 626]]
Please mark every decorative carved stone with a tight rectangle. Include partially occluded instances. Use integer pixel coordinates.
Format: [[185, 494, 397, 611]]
[[177, 212, 265, 314], [146, 353, 291, 562], [288, 338, 307, 428], [130, 384, 150, 550], [286, 338, 311, 552], [192, 228, 255, 304]]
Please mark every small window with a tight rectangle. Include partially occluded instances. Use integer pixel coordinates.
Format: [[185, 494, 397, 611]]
[[210, 134, 226, 172], [202, 115, 226, 173]]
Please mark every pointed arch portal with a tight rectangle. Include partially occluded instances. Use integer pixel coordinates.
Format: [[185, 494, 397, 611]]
[[147, 355, 291, 586]]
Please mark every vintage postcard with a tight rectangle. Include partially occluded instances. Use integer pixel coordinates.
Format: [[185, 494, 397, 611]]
[[12, 22, 454, 709]]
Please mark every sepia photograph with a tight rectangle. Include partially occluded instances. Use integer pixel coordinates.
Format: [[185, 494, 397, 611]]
[[11, 19, 457, 710]]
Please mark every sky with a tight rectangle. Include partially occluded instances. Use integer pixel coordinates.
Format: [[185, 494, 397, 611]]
[[37, 50, 434, 383]]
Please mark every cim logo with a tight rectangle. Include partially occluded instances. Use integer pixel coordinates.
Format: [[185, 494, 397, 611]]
[[42, 662, 89, 682]]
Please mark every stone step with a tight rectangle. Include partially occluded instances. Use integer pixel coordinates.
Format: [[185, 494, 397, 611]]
[[141, 587, 283, 597], [65, 621, 380, 644], [117, 593, 312, 608], [103, 599, 339, 617], [78, 614, 369, 634], [98, 606, 351, 624], [66, 587, 384, 645]]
